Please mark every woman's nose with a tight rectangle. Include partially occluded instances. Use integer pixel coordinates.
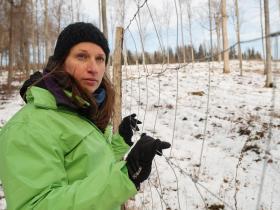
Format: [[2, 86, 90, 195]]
[[87, 59, 98, 73]]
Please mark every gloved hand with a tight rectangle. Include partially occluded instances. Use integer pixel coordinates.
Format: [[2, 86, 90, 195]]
[[119, 114, 142, 146], [126, 133, 171, 190]]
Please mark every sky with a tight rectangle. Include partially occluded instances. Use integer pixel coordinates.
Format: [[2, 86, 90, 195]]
[[79, 0, 279, 55]]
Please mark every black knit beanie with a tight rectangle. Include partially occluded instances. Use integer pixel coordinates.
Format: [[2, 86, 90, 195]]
[[53, 22, 110, 64]]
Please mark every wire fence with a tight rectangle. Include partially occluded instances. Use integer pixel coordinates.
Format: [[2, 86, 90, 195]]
[[121, 0, 280, 209]]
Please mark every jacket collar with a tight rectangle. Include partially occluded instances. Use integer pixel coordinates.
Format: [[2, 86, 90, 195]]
[[26, 86, 58, 109]]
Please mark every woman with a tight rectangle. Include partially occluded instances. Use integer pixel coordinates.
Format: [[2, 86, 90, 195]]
[[0, 22, 170, 210]]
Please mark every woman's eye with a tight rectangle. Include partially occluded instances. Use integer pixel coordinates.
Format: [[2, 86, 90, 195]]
[[96, 56, 105, 63], [76, 53, 88, 60]]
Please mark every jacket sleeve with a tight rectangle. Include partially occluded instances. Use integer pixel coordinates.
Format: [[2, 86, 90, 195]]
[[104, 125, 130, 161], [0, 122, 137, 210], [110, 133, 130, 161]]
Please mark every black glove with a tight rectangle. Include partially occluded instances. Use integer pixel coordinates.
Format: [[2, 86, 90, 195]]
[[126, 133, 171, 190], [119, 114, 142, 146]]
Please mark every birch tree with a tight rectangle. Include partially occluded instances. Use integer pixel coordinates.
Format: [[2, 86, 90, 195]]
[[259, 0, 266, 71], [214, 12, 221, 62], [186, 0, 194, 65], [221, 0, 230, 73], [208, 0, 213, 60], [234, 0, 242, 75], [263, 0, 272, 87], [212, 0, 221, 62], [178, 0, 186, 63]]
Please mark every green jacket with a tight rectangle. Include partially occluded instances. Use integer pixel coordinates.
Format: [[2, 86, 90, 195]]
[[0, 86, 137, 210]]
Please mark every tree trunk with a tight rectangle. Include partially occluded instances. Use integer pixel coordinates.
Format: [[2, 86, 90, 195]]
[[98, 0, 102, 29], [57, 0, 63, 35], [178, 0, 185, 63], [136, 13, 146, 67], [31, 0, 36, 71], [7, 1, 14, 92], [259, 0, 266, 73], [21, 0, 30, 79], [36, 0, 41, 69], [208, 0, 213, 61], [44, 0, 50, 63], [101, 0, 108, 39], [215, 14, 222, 62], [186, 0, 194, 65], [77, 0, 82, 21], [71, 0, 74, 22], [221, 0, 230, 73], [234, 0, 243, 76], [263, 0, 273, 87]]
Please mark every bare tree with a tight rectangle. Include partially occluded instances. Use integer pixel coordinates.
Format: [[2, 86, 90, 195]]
[[98, 0, 102, 28], [71, 0, 74, 22], [76, 0, 82, 21], [7, 0, 14, 92], [101, 0, 108, 39], [162, 0, 172, 64], [35, 0, 41, 69], [0, 0, 10, 73], [19, 0, 30, 79], [259, 0, 266, 71], [54, 0, 64, 35], [134, 0, 149, 67], [208, 0, 213, 60], [263, 0, 272, 87], [186, 0, 194, 65], [31, 0, 36, 70], [44, 0, 50, 63], [178, 0, 186, 63], [234, 0, 242, 75], [212, 0, 221, 62], [214, 13, 221, 62], [221, 0, 230, 73]]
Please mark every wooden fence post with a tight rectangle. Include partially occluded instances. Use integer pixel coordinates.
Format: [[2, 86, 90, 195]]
[[112, 27, 124, 133], [112, 26, 126, 210]]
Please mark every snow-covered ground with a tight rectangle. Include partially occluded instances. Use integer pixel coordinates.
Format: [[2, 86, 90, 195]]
[[0, 60, 279, 210]]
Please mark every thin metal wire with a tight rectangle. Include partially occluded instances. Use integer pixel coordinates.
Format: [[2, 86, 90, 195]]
[[163, 155, 235, 210], [145, 1, 165, 55], [122, 32, 280, 82], [130, 4, 165, 209], [255, 35, 279, 210], [196, 59, 211, 180], [193, 182, 208, 209], [124, 0, 148, 31], [169, 0, 180, 156], [148, 180, 154, 209], [121, 4, 280, 210], [149, 180, 169, 208], [165, 154, 182, 210]]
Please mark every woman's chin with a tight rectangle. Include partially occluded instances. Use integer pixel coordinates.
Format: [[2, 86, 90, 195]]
[[84, 86, 98, 94]]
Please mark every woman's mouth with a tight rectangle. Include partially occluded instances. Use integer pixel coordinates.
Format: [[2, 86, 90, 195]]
[[83, 78, 98, 86]]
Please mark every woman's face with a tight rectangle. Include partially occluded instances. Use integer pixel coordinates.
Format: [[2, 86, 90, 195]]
[[64, 42, 106, 94]]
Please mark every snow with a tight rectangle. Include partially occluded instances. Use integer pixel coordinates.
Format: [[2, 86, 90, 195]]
[[0, 60, 280, 210]]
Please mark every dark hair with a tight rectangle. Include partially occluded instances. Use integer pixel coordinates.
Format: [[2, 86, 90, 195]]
[[43, 57, 115, 132]]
